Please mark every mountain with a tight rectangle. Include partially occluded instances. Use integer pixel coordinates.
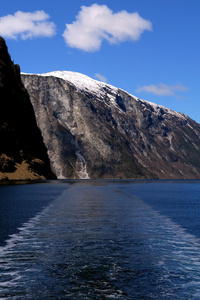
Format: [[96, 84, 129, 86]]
[[0, 37, 56, 180], [21, 71, 200, 179]]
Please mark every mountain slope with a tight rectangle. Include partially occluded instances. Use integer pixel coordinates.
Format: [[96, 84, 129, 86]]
[[0, 37, 56, 180], [21, 71, 200, 179]]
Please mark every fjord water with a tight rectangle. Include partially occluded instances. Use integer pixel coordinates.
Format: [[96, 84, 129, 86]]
[[0, 181, 200, 299]]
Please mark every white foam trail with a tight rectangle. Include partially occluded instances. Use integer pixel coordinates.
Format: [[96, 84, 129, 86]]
[[0, 203, 54, 294], [0, 213, 43, 254]]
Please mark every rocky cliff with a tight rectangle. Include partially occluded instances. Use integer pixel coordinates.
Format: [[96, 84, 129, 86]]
[[0, 37, 55, 180], [21, 71, 200, 179]]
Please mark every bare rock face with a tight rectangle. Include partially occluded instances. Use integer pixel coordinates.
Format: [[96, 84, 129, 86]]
[[0, 37, 56, 180], [21, 71, 200, 179]]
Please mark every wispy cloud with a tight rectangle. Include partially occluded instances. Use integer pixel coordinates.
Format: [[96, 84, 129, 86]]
[[0, 10, 56, 39], [136, 83, 188, 97], [94, 73, 108, 83], [63, 4, 152, 52]]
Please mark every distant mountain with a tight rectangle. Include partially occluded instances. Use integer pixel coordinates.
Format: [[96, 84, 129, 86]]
[[0, 37, 55, 180], [21, 71, 200, 179]]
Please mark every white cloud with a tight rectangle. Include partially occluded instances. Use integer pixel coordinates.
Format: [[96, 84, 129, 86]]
[[63, 4, 152, 52], [0, 10, 56, 39], [94, 73, 108, 83], [136, 83, 188, 97]]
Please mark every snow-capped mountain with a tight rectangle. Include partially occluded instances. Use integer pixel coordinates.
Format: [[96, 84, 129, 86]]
[[21, 71, 200, 179]]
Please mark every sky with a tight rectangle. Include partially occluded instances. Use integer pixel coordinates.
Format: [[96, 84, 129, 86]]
[[1, 0, 200, 123]]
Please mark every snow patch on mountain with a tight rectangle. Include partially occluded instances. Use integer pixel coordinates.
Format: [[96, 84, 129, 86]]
[[41, 71, 118, 97]]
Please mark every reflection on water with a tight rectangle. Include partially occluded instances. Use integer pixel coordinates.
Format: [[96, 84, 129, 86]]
[[0, 181, 200, 299]]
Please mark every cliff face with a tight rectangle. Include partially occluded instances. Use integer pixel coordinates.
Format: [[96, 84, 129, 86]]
[[21, 71, 200, 179], [0, 37, 55, 180]]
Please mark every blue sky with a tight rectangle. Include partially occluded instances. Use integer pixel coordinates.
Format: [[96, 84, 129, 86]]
[[1, 0, 200, 123]]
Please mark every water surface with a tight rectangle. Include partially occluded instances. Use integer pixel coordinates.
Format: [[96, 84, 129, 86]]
[[0, 180, 200, 299]]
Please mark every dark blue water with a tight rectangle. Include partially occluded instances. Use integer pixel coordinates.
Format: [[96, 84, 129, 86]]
[[0, 180, 200, 299]]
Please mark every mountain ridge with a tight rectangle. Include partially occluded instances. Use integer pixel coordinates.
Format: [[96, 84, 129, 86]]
[[24, 70, 188, 121]]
